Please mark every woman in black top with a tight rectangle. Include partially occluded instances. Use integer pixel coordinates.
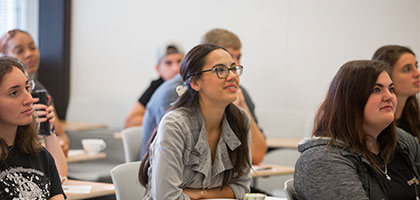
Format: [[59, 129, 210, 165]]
[[0, 57, 64, 200], [373, 45, 420, 140]]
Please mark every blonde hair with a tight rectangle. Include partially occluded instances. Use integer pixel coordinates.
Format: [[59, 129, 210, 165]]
[[201, 28, 242, 50]]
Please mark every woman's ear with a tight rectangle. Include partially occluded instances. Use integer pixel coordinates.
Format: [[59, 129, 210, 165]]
[[189, 77, 201, 91]]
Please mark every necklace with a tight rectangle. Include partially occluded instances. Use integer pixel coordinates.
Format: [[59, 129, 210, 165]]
[[379, 165, 391, 181]]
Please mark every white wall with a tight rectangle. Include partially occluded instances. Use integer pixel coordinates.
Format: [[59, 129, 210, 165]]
[[70, 0, 420, 139], [26, 0, 38, 44]]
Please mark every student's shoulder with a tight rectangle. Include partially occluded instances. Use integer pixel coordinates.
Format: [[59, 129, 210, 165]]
[[150, 76, 183, 100]]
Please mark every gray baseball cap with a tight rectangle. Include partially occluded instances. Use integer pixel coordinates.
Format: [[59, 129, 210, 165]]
[[156, 42, 184, 63]]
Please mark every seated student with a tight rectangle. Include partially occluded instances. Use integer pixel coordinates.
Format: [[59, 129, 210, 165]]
[[294, 60, 420, 199], [0, 29, 68, 178], [140, 29, 266, 166], [372, 45, 420, 140], [0, 29, 70, 156], [138, 44, 251, 199], [0, 56, 65, 200], [124, 43, 184, 128]]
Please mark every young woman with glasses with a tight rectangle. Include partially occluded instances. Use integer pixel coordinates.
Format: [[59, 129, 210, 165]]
[[139, 44, 251, 199]]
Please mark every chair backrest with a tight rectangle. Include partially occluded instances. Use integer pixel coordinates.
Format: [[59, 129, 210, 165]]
[[110, 161, 146, 200], [121, 126, 142, 163], [284, 178, 300, 200]]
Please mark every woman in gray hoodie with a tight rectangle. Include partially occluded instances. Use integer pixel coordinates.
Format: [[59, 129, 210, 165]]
[[294, 60, 420, 200]]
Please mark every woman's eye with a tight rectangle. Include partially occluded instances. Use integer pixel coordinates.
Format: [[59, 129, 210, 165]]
[[402, 66, 411, 73], [25, 85, 32, 93], [372, 88, 380, 93], [389, 87, 395, 94], [29, 44, 37, 51], [9, 91, 17, 96], [216, 68, 227, 74], [15, 49, 23, 55]]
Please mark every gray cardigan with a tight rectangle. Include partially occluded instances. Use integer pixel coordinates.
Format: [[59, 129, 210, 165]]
[[294, 128, 420, 200], [143, 105, 251, 200]]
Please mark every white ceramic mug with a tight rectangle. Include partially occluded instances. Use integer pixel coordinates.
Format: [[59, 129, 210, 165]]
[[243, 193, 266, 200], [81, 139, 106, 155]]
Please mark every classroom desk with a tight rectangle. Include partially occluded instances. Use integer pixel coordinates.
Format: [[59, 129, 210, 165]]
[[265, 197, 287, 200], [67, 149, 107, 163], [252, 164, 294, 177], [64, 179, 115, 200], [60, 121, 108, 132], [266, 138, 301, 150], [113, 131, 122, 139], [204, 197, 286, 200]]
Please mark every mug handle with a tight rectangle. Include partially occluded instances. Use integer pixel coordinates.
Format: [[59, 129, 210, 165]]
[[100, 140, 107, 151]]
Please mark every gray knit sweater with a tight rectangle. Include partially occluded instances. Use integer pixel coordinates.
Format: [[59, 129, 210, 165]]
[[294, 128, 420, 200]]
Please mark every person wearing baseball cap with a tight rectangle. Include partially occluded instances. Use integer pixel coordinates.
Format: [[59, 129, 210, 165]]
[[124, 42, 184, 128]]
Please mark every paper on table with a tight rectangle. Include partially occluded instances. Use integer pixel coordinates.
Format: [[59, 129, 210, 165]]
[[62, 185, 92, 194], [68, 149, 85, 157], [252, 165, 273, 171]]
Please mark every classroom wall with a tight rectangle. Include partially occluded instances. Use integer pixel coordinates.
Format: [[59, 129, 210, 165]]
[[70, 0, 420, 140]]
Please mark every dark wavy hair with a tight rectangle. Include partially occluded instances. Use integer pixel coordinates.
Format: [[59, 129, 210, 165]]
[[0, 56, 40, 162], [372, 45, 420, 140], [313, 60, 397, 170], [139, 44, 251, 188]]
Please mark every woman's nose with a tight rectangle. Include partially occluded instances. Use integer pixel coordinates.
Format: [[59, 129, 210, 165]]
[[413, 67, 420, 78], [23, 90, 34, 105], [226, 70, 239, 81], [382, 89, 394, 102], [24, 49, 34, 58]]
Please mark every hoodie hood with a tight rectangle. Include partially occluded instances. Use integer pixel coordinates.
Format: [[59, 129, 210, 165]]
[[298, 137, 349, 153]]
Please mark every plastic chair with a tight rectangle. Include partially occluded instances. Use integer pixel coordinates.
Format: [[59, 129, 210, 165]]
[[284, 178, 300, 200], [121, 126, 142, 163], [110, 161, 146, 200]]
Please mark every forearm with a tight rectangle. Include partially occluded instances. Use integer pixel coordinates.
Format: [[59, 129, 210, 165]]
[[184, 186, 234, 199], [234, 92, 266, 164], [124, 103, 145, 128], [52, 113, 69, 156], [49, 194, 65, 200], [44, 134, 68, 177], [249, 116, 267, 164], [241, 104, 266, 164], [124, 115, 143, 128]]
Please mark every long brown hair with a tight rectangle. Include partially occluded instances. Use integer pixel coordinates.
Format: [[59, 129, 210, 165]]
[[139, 44, 251, 187], [372, 45, 420, 140], [313, 60, 397, 169], [0, 56, 41, 162]]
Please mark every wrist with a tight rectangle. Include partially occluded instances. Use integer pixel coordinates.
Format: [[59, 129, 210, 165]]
[[200, 189, 205, 198]]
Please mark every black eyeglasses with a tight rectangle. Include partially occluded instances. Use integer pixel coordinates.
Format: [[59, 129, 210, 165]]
[[189, 65, 243, 79]]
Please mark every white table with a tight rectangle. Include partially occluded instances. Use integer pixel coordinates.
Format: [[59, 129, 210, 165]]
[[67, 149, 106, 163], [60, 121, 108, 132], [252, 164, 294, 177], [64, 179, 115, 200]]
